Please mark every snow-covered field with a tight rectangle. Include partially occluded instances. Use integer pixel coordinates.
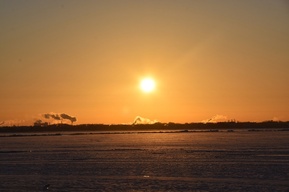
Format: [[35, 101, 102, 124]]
[[1, 131, 289, 191]]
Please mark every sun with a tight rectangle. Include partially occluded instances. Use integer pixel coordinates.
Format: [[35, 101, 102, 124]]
[[140, 78, 155, 93]]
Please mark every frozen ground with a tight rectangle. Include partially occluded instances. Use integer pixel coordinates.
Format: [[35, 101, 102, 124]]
[[0, 131, 289, 191]]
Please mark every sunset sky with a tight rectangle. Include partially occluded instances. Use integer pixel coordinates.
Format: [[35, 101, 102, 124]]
[[1, 0, 289, 125]]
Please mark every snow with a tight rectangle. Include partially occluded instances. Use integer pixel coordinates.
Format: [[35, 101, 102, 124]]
[[1, 131, 289, 191]]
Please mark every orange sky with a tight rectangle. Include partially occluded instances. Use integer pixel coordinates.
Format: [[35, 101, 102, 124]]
[[1, 0, 289, 125]]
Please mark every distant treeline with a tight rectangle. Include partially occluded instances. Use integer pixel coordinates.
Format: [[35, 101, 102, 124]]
[[0, 121, 289, 133]]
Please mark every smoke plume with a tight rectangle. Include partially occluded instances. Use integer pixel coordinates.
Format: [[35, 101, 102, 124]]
[[202, 115, 228, 123], [0, 119, 26, 126], [34, 119, 49, 127], [60, 113, 77, 124], [133, 116, 158, 125], [42, 112, 77, 124]]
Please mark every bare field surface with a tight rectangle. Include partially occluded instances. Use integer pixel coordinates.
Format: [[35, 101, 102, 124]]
[[1, 131, 289, 191]]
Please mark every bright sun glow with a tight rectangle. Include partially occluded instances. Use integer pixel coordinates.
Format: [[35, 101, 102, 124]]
[[140, 78, 155, 93]]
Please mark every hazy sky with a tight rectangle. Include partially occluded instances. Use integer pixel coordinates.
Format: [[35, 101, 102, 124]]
[[1, 0, 289, 125]]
